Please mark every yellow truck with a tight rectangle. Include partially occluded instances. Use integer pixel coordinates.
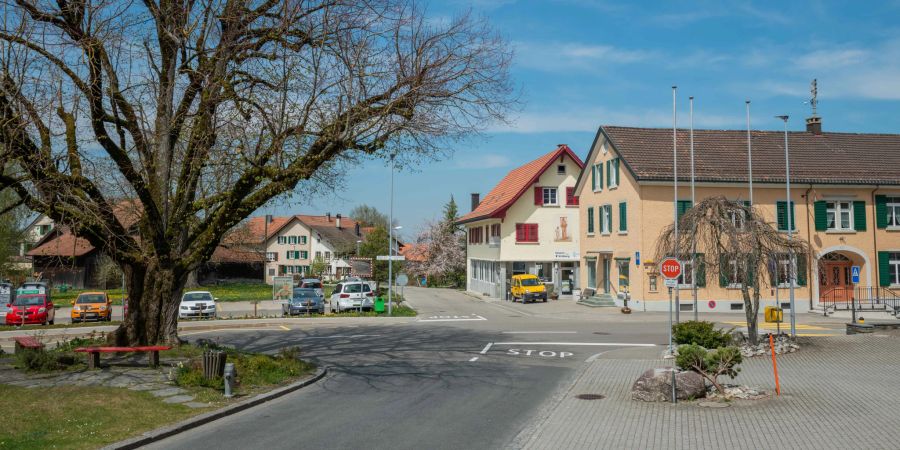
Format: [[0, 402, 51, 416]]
[[510, 274, 548, 303]]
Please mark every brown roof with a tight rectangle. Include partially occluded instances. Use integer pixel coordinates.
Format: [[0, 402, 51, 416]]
[[598, 125, 900, 185], [457, 145, 585, 224], [209, 246, 264, 264], [27, 233, 94, 257], [243, 214, 360, 242], [398, 243, 428, 262]]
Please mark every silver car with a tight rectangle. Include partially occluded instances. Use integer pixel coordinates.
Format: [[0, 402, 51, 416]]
[[330, 281, 375, 312], [283, 288, 325, 316], [179, 291, 218, 319]]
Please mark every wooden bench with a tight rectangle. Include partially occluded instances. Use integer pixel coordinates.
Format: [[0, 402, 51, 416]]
[[13, 336, 44, 353], [74, 346, 172, 369]]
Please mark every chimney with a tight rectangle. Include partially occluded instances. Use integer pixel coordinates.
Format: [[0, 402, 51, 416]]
[[326, 212, 331, 222], [336, 214, 342, 229], [806, 116, 822, 135], [355, 222, 361, 237], [470, 193, 480, 212]]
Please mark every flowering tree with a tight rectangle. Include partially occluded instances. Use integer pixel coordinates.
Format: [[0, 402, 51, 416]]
[[409, 219, 465, 287]]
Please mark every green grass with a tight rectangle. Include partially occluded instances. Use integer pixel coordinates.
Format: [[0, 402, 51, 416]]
[[0, 321, 121, 332], [0, 384, 199, 450], [52, 282, 275, 303]]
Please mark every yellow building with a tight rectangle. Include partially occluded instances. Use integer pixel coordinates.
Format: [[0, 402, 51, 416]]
[[458, 145, 584, 299], [574, 120, 900, 313]]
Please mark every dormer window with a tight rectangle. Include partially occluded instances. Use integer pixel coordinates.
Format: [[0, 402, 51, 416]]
[[557, 165, 566, 175]]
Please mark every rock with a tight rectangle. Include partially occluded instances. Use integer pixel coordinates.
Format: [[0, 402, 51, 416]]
[[631, 368, 707, 402]]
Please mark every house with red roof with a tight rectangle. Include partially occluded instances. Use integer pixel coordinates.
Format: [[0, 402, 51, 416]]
[[456, 144, 584, 299]]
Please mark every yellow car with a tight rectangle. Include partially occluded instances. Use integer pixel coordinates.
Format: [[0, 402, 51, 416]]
[[510, 274, 548, 303], [71, 292, 112, 322]]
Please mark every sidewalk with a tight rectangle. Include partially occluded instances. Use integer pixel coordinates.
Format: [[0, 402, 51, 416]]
[[515, 334, 900, 449]]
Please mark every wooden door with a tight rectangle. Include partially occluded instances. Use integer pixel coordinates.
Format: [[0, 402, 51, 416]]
[[819, 262, 852, 302]]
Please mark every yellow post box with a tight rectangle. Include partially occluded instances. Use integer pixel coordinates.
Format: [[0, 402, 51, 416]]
[[764, 306, 783, 323]]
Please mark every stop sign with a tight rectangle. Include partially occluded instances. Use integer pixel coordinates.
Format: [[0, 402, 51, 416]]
[[660, 258, 682, 279]]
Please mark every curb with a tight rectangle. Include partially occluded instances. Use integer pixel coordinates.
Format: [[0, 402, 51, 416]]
[[102, 366, 328, 450]]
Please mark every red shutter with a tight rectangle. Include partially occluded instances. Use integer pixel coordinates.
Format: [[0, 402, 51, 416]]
[[528, 224, 538, 242], [534, 187, 543, 205], [566, 187, 578, 205], [516, 223, 524, 242]]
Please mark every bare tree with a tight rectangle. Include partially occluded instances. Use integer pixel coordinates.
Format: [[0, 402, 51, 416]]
[[0, 0, 512, 344], [655, 197, 811, 345]]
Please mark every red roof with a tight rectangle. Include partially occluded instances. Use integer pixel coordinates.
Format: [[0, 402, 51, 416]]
[[398, 243, 428, 262], [27, 233, 94, 257], [457, 145, 584, 224], [243, 214, 360, 242]]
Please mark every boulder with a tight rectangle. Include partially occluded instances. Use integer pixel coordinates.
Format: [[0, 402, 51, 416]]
[[631, 368, 707, 402]]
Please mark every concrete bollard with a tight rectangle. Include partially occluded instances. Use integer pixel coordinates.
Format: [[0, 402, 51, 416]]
[[224, 362, 236, 398]]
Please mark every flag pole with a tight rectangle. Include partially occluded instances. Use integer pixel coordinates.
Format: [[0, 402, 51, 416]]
[[746, 100, 753, 205]]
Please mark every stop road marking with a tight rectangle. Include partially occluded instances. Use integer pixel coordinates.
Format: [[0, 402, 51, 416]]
[[507, 349, 574, 358]]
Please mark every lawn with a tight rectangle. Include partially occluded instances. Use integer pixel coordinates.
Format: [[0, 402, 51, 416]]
[[0, 384, 199, 450]]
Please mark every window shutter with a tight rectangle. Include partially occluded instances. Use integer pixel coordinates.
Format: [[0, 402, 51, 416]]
[[789, 201, 796, 231], [587, 207, 594, 233], [566, 187, 574, 205], [591, 166, 597, 191], [534, 187, 543, 206], [516, 224, 524, 242], [614, 158, 620, 185], [746, 256, 757, 288], [776, 201, 787, 230], [598, 164, 603, 190], [878, 252, 891, 287], [875, 195, 888, 229], [719, 255, 729, 287], [814, 201, 827, 231], [619, 202, 627, 232], [695, 254, 706, 287], [677, 200, 693, 221], [853, 201, 866, 231], [796, 254, 807, 286]]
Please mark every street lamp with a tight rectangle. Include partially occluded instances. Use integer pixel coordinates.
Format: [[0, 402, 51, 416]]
[[775, 115, 796, 338]]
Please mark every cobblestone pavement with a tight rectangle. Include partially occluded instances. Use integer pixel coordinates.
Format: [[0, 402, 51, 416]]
[[515, 334, 900, 450], [0, 355, 209, 408]]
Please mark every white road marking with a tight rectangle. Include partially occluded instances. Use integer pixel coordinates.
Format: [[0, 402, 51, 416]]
[[479, 343, 493, 354], [469, 357, 479, 362], [301, 334, 382, 339], [419, 314, 487, 322], [501, 331, 577, 334], [492, 342, 656, 347], [586, 351, 611, 362]]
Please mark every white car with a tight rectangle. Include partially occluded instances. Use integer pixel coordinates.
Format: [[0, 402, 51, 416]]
[[330, 281, 375, 312], [179, 291, 218, 319]]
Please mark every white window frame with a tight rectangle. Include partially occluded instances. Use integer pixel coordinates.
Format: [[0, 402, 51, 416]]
[[890, 252, 900, 286], [601, 205, 612, 234], [727, 258, 745, 288], [774, 253, 798, 288], [592, 164, 603, 192], [826, 201, 854, 231], [728, 207, 746, 231], [265, 252, 277, 262], [887, 197, 900, 228], [677, 260, 694, 289], [543, 187, 558, 206], [557, 164, 566, 175], [609, 159, 619, 189]]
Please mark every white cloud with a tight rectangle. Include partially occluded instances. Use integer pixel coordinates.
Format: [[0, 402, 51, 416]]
[[795, 48, 870, 70], [513, 41, 656, 72]]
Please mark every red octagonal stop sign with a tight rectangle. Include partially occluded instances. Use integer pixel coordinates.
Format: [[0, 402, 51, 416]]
[[660, 258, 682, 279]]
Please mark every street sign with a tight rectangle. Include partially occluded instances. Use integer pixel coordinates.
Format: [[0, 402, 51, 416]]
[[708, 300, 717, 309], [635, 252, 641, 266], [396, 273, 409, 287], [851, 266, 861, 284], [664, 278, 678, 288], [660, 258, 682, 280], [376, 255, 406, 261]]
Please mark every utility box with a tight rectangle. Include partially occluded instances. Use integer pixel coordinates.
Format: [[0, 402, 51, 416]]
[[764, 306, 783, 323], [374, 297, 385, 313]]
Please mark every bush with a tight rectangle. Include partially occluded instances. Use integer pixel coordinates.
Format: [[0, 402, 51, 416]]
[[676, 344, 742, 394], [672, 321, 731, 348], [16, 350, 63, 371]]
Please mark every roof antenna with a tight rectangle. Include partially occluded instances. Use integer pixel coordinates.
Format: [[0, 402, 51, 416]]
[[808, 79, 818, 117]]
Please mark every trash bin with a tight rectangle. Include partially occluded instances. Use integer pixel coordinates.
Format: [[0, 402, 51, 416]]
[[374, 297, 385, 313], [764, 306, 783, 323]]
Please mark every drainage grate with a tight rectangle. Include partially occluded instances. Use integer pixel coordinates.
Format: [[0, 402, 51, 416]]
[[575, 394, 606, 400]]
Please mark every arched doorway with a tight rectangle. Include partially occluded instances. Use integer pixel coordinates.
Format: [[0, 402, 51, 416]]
[[819, 252, 853, 303]]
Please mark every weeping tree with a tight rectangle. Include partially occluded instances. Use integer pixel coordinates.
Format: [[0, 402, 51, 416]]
[[0, 0, 512, 345], [655, 197, 811, 345]]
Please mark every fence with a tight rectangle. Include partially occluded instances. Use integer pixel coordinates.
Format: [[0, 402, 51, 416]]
[[820, 286, 900, 317]]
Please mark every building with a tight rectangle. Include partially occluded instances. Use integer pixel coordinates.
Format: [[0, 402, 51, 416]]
[[574, 117, 900, 312], [457, 144, 584, 299]]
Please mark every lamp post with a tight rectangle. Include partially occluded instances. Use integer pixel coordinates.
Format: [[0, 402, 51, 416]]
[[775, 115, 796, 337]]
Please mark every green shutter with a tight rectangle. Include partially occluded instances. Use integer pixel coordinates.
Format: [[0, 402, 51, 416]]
[[776, 201, 787, 230], [591, 166, 596, 191], [814, 201, 828, 231], [879, 251, 891, 287], [619, 202, 627, 232], [598, 164, 603, 190], [587, 207, 594, 233], [875, 195, 888, 229], [677, 200, 693, 221], [853, 201, 866, 231], [614, 158, 620, 186], [796, 253, 807, 286], [719, 255, 729, 287], [606, 161, 611, 188], [695, 254, 706, 287]]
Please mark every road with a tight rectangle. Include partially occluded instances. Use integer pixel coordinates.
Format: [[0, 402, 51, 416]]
[[146, 288, 677, 450]]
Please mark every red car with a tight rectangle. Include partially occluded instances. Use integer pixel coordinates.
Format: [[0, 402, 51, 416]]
[[5, 294, 55, 325]]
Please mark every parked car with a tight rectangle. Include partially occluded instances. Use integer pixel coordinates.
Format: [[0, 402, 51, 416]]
[[330, 280, 375, 312], [178, 291, 218, 319], [510, 274, 547, 303], [299, 278, 324, 298], [283, 288, 325, 316], [6, 293, 55, 325], [71, 292, 112, 322]]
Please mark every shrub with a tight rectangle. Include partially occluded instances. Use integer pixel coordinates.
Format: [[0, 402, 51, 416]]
[[676, 344, 742, 394], [672, 321, 731, 348], [16, 350, 62, 371]]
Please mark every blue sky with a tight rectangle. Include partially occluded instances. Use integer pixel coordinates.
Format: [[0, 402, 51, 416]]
[[268, 0, 900, 239]]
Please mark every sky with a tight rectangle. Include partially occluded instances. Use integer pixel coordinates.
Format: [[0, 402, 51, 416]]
[[264, 0, 900, 240]]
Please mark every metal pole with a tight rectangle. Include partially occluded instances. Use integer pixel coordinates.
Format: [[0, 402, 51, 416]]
[[672, 86, 680, 324], [388, 154, 395, 316], [746, 101, 753, 205], [778, 115, 797, 337], [690, 96, 697, 321], [668, 286, 676, 403]]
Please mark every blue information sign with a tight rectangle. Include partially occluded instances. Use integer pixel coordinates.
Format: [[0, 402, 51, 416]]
[[851, 266, 861, 284]]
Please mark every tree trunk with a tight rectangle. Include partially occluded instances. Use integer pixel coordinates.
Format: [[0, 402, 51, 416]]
[[109, 260, 187, 346], [742, 287, 759, 345], [185, 269, 200, 288]]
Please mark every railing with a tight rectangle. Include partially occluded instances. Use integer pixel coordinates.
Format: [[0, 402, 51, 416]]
[[820, 286, 900, 317]]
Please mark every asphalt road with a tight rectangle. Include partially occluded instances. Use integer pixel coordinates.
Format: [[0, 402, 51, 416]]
[[146, 288, 671, 450]]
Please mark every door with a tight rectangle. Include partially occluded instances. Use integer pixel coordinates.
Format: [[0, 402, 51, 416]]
[[560, 269, 573, 295], [602, 258, 611, 294], [820, 261, 852, 302]]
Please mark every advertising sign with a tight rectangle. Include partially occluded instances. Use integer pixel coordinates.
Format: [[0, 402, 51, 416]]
[[272, 276, 294, 303]]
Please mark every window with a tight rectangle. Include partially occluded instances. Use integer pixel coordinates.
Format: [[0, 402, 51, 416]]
[[723, 257, 746, 287], [315, 251, 322, 260], [565, 187, 578, 206], [515, 223, 539, 242], [591, 164, 603, 192], [676, 200, 693, 222], [325, 252, 331, 260], [277, 236, 285, 245], [543, 187, 558, 206], [677, 260, 694, 287], [826, 201, 853, 231], [490, 224, 501, 237], [469, 226, 485, 244], [266, 252, 277, 262], [600, 205, 612, 234], [587, 207, 595, 234], [301, 236, 308, 244], [607, 158, 620, 188], [728, 202, 749, 231], [776, 201, 796, 231], [557, 164, 566, 175], [887, 197, 900, 227], [890, 252, 900, 286], [771, 253, 806, 287], [648, 275, 658, 292]]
